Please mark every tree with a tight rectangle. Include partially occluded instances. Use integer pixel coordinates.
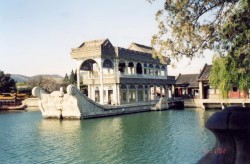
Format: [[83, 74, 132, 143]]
[[209, 56, 233, 98], [63, 73, 69, 84], [69, 69, 77, 84], [150, 0, 239, 59], [150, 0, 249, 97], [27, 76, 60, 93], [209, 0, 250, 97], [0, 70, 16, 93]]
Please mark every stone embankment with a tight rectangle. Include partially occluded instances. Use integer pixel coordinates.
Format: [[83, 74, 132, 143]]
[[22, 98, 38, 107], [184, 98, 250, 109]]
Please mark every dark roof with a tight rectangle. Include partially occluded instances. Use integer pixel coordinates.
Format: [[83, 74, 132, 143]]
[[175, 74, 199, 88], [197, 64, 212, 81]]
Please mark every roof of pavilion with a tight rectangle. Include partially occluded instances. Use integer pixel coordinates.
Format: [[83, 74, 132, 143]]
[[71, 38, 169, 65], [78, 39, 111, 48], [175, 74, 199, 88], [197, 64, 212, 81], [128, 43, 153, 54]]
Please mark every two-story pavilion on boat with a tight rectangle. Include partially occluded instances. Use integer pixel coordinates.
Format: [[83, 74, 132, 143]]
[[71, 39, 175, 105]]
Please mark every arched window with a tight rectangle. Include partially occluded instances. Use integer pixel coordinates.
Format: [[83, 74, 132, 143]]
[[136, 63, 143, 74], [118, 61, 126, 74], [80, 59, 99, 79], [103, 59, 114, 68], [148, 64, 154, 75], [155, 65, 160, 76], [103, 59, 114, 74], [161, 66, 166, 76], [80, 59, 98, 71]]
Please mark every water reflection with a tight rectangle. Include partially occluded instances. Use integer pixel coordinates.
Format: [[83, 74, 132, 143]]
[[0, 109, 217, 163]]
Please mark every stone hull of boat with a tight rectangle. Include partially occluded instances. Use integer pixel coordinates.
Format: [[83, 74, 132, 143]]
[[32, 85, 170, 119]]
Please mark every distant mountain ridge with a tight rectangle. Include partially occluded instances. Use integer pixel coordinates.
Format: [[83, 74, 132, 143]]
[[11, 74, 63, 82]]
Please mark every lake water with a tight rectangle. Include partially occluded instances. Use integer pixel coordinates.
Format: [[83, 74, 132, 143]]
[[0, 108, 216, 164]]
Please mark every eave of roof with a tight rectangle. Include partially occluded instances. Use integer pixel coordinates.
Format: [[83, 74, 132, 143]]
[[197, 64, 212, 81]]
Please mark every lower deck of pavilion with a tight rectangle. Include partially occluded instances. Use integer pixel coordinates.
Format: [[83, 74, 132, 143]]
[[85, 83, 170, 105]]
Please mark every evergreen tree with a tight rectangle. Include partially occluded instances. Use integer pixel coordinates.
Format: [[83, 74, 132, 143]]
[[0, 70, 16, 93], [63, 73, 69, 84], [69, 70, 76, 84]]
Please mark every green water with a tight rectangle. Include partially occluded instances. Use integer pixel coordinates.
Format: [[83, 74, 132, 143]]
[[0, 108, 216, 164]]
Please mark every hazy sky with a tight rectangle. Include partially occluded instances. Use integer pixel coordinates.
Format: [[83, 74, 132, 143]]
[[0, 0, 213, 77]]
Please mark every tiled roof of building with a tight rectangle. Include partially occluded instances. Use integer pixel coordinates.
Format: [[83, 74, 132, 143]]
[[128, 43, 153, 54], [78, 39, 111, 48], [72, 39, 170, 65], [197, 64, 212, 81], [175, 74, 199, 88]]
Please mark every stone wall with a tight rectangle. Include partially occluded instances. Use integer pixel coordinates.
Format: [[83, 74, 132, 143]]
[[22, 98, 38, 107], [184, 99, 201, 108]]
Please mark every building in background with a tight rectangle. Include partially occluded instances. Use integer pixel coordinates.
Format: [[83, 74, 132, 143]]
[[174, 74, 199, 98], [197, 64, 249, 99]]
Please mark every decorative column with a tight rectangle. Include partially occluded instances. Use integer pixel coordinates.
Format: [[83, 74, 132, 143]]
[[114, 59, 118, 77], [199, 81, 204, 99], [135, 85, 138, 102], [125, 61, 128, 75], [133, 62, 136, 74], [115, 84, 120, 105], [142, 65, 144, 76], [105, 87, 108, 104], [148, 85, 151, 101], [142, 85, 145, 101], [126, 85, 130, 103], [165, 85, 169, 98], [154, 85, 157, 100], [100, 59, 104, 104]]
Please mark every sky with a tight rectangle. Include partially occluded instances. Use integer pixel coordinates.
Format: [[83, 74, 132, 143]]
[[0, 0, 213, 77]]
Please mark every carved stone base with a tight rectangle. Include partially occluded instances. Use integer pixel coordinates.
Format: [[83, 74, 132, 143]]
[[198, 106, 250, 164]]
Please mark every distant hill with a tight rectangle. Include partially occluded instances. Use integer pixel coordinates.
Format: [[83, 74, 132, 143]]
[[31, 74, 63, 79], [11, 74, 31, 82], [11, 74, 63, 83]]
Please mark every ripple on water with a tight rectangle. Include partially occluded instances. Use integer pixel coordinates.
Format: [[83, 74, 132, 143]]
[[0, 109, 216, 164]]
